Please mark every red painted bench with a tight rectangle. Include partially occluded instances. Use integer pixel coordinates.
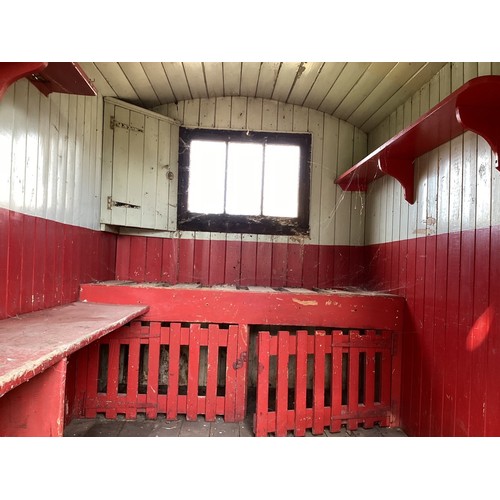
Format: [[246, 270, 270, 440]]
[[0, 301, 148, 436]]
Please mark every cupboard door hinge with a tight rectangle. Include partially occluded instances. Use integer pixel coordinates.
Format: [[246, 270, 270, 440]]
[[107, 196, 141, 210], [110, 116, 144, 133]]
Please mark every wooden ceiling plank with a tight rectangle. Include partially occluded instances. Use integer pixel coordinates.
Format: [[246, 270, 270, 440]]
[[286, 62, 324, 106], [255, 62, 281, 100], [240, 62, 261, 98], [94, 62, 139, 102], [203, 62, 224, 97], [183, 62, 208, 99], [223, 62, 242, 96], [302, 62, 346, 109], [78, 63, 117, 97], [118, 62, 161, 108], [162, 62, 192, 102], [318, 62, 371, 115], [141, 62, 176, 104], [271, 62, 303, 102]]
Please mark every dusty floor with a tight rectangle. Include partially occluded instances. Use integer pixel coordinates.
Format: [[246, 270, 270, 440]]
[[64, 413, 408, 437]]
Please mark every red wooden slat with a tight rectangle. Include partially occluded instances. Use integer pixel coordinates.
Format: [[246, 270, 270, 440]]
[[286, 242, 303, 288], [0, 208, 9, 319], [318, 245, 334, 288], [330, 330, 343, 432], [129, 237, 147, 283], [178, 238, 195, 283], [347, 339, 360, 431], [53, 222, 64, 305], [235, 324, 249, 422], [350, 245, 366, 288], [365, 334, 376, 414], [294, 330, 308, 436], [161, 237, 179, 284], [146, 322, 161, 419], [193, 238, 210, 285], [205, 324, 219, 421], [209, 238, 226, 286], [73, 345, 89, 419], [44, 220, 56, 308], [312, 330, 326, 434], [126, 333, 141, 419], [84, 341, 100, 418], [256, 240, 272, 287], [332, 245, 349, 288], [20, 214, 35, 313], [106, 340, 120, 419], [145, 237, 163, 282], [72, 227, 82, 302], [224, 324, 238, 422], [187, 324, 201, 421], [224, 238, 241, 285], [166, 323, 181, 419], [302, 244, 319, 289], [240, 239, 257, 286], [271, 241, 287, 288], [390, 330, 402, 428], [276, 330, 289, 437], [254, 331, 270, 437], [7, 211, 23, 317]]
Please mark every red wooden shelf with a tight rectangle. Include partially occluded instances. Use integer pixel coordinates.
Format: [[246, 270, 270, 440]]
[[335, 76, 500, 204], [0, 62, 96, 100]]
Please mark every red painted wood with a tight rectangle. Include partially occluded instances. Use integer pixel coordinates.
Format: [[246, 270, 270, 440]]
[[6, 211, 23, 317], [146, 323, 161, 419], [224, 239, 241, 285], [62, 224, 75, 304], [286, 243, 304, 288], [115, 235, 131, 280], [365, 333, 376, 415], [126, 326, 141, 419], [166, 323, 181, 419], [330, 330, 343, 432], [335, 76, 500, 202], [234, 324, 249, 421], [85, 341, 100, 418], [332, 246, 349, 288], [255, 331, 270, 437], [205, 324, 219, 421], [161, 237, 179, 284], [276, 330, 289, 436], [256, 240, 272, 286], [193, 239, 210, 285], [72, 345, 89, 419], [129, 236, 147, 282], [347, 339, 360, 431], [224, 325, 238, 422], [105, 339, 120, 419], [80, 283, 405, 331], [312, 331, 326, 434], [0, 358, 66, 437], [318, 246, 334, 289], [145, 237, 162, 282], [302, 245, 319, 289], [271, 242, 287, 288], [0, 62, 48, 99], [178, 238, 195, 283], [187, 324, 201, 420], [294, 330, 308, 436], [208, 239, 226, 286], [20, 215, 35, 312], [240, 239, 257, 286]]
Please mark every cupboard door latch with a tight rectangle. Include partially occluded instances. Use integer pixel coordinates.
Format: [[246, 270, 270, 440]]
[[107, 196, 141, 210]]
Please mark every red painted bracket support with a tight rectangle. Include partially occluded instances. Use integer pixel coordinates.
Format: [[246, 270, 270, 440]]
[[377, 156, 415, 204], [0, 62, 47, 100]]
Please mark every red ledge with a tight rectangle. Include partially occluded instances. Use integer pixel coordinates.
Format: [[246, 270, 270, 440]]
[[335, 75, 500, 204]]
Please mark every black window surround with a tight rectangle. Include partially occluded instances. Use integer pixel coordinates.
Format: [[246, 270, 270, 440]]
[[177, 127, 312, 236]]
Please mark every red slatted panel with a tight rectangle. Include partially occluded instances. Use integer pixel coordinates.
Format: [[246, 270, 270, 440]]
[[224, 325, 238, 421], [347, 338, 360, 431], [205, 324, 219, 421], [333, 245, 349, 288], [73, 344, 89, 419], [240, 239, 257, 286], [312, 331, 325, 434], [161, 238, 179, 284], [166, 322, 181, 419], [364, 332, 376, 426], [187, 324, 201, 420], [318, 245, 334, 288], [0, 209, 9, 318], [276, 330, 289, 437], [62, 224, 74, 305], [294, 330, 308, 436], [105, 339, 120, 419], [234, 324, 249, 421], [178, 238, 195, 283], [256, 240, 272, 287], [302, 245, 319, 289], [84, 341, 100, 418], [209, 238, 226, 286], [7, 211, 23, 317], [193, 238, 210, 285], [271, 241, 287, 288], [145, 237, 162, 282], [20, 215, 35, 312], [129, 237, 147, 283], [146, 322, 161, 419], [286, 243, 304, 288], [255, 331, 270, 437], [224, 239, 241, 285], [126, 326, 141, 419], [330, 330, 343, 433]]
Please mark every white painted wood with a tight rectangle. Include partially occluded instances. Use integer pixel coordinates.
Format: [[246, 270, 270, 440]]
[[302, 63, 345, 110], [36, 88, 50, 216], [100, 99, 115, 225], [246, 98, 263, 131], [66, 95, 78, 225], [46, 92, 60, 222], [183, 62, 208, 99], [256, 63, 280, 99], [166, 121, 178, 231], [277, 102, 293, 132], [448, 136, 464, 234], [24, 82, 40, 216], [94, 62, 139, 103], [262, 99, 278, 131], [286, 62, 323, 106], [141, 62, 176, 104], [118, 62, 161, 108], [215, 97, 231, 129], [203, 63, 224, 98], [230, 97, 247, 129], [223, 63, 242, 96], [272, 62, 302, 103], [199, 98, 216, 128], [142, 115, 160, 229], [476, 135, 492, 230], [350, 127, 367, 246], [461, 131, 477, 232], [55, 94, 70, 224], [183, 99, 200, 127], [79, 62, 117, 97], [162, 63, 192, 102], [240, 63, 261, 98], [307, 109, 323, 246], [292, 105, 308, 132]]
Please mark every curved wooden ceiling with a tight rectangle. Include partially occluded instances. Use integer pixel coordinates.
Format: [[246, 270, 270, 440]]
[[79, 62, 447, 133]]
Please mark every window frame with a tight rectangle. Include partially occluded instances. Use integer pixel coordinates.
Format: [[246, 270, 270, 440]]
[[177, 127, 312, 236]]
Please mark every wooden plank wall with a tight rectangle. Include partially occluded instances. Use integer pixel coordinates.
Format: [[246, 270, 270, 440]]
[[114, 97, 368, 288], [364, 62, 500, 436], [0, 80, 117, 319]]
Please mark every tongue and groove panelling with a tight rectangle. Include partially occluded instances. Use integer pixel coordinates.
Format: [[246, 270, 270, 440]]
[[114, 97, 367, 288], [364, 62, 500, 436]]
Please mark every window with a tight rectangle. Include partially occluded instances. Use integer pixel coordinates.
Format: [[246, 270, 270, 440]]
[[177, 128, 311, 235]]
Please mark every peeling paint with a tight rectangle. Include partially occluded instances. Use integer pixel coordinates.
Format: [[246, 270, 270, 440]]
[[292, 298, 318, 306]]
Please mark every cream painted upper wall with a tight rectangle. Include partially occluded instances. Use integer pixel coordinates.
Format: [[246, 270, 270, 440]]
[[364, 62, 500, 245], [0, 79, 103, 230], [144, 96, 368, 247]]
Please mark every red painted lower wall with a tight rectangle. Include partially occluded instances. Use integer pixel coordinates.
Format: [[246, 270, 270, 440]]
[[0, 207, 117, 320], [365, 226, 500, 436], [115, 235, 367, 289]]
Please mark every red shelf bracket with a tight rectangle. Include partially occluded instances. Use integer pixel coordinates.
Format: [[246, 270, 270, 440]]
[[377, 156, 415, 204], [0, 62, 48, 100]]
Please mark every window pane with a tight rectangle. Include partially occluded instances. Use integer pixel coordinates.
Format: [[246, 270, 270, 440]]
[[263, 144, 300, 217], [225, 142, 263, 215], [187, 140, 226, 214]]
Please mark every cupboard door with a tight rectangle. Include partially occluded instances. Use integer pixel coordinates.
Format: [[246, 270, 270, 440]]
[[101, 97, 179, 230]]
